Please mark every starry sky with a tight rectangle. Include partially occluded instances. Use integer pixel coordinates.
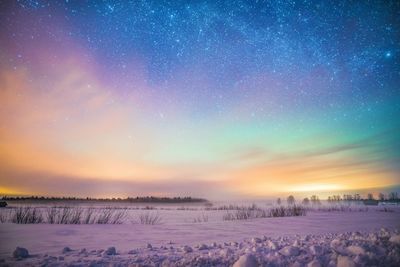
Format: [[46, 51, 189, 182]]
[[0, 0, 399, 199]]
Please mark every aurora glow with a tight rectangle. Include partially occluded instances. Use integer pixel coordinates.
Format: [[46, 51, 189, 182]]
[[0, 1, 399, 199]]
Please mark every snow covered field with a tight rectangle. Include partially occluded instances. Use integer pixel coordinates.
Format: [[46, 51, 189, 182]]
[[0, 202, 399, 266]]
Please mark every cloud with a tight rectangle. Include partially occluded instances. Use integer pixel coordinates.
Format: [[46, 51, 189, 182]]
[[219, 129, 400, 196]]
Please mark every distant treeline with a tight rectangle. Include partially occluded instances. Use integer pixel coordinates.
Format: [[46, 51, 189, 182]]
[[1, 196, 208, 203], [276, 192, 400, 206], [327, 192, 399, 202]]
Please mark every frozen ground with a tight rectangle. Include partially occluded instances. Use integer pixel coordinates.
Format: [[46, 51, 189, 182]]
[[0, 203, 399, 266]]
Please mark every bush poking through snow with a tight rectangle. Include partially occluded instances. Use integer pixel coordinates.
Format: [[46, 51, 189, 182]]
[[1, 207, 128, 224], [138, 212, 162, 225], [83, 208, 95, 224], [95, 208, 128, 224], [192, 213, 209, 223], [0, 209, 10, 223], [109, 209, 128, 224], [46, 207, 83, 224], [309, 204, 368, 212], [11, 207, 43, 224], [270, 205, 306, 217], [223, 205, 306, 221]]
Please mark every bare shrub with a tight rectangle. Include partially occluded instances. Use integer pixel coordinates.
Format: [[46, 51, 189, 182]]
[[45, 207, 83, 224], [255, 209, 269, 218], [58, 207, 73, 224], [1, 206, 128, 224], [142, 206, 156, 210], [138, 212, 162, 225], [11, 207, 43, 224], [223, 205, 306, 221], [69, 208, 83, 224], [95, 208, 127, 224], [269, 206, 286, 217], [0, 210, 10, 223], [379, 207, 394, 212], [109, 209, 128, 224], [283, 205, 306, 216], [177, 206, 197, 211], [83, 208, 95, 224], [193, 213, 209, 223], [222, 212, 235, 221], [235, 209, 254, 220], [46, 207, 58, 224], [207, 203, 259, 211], [313, 204, 368, 212], [95, 209, 113, 224], [223, 208, 263, 221]]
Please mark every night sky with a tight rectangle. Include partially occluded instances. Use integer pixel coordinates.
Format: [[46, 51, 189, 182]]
[[0, 0, 399, 198]]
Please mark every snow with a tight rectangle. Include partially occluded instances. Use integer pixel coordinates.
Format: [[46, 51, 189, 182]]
[[346, 245, 365, 256], [389, 234, 400, 244], [1, 228, 397, 266], [182, 245, 193, 253], [337, 255, 356, 267], [232, 254, 257, 267], [309, 245, 323, 256], [307, 259, 322, 267], [0, 204, 399, 265], [279, 245, 300, 256]]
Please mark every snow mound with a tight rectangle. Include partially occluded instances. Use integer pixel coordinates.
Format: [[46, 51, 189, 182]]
[[337, 255, 355, 267], [233, 254, 258, 267], [389, 234, 400, 245], [346, 245, 365, 255], [279, 245, 300, 256]]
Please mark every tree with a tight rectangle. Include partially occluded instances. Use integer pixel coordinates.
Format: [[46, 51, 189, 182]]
[[343, 194, 353, 201], [276, 198, 282, 205], [367, 193, 374, 200], [378, 193, 385, 201], [287, 195, 295, 205], [311, 195, 321, 205], [389, 192, 398, 200], [302, 197, 310, 205]]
